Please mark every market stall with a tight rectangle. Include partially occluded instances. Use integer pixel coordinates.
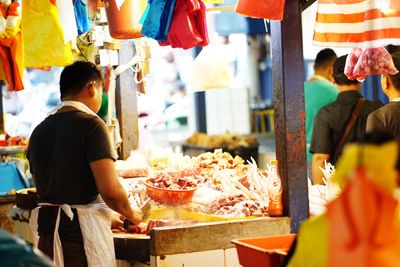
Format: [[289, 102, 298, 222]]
[[7, 0, 399, 266], [0, 2, 299, 264]]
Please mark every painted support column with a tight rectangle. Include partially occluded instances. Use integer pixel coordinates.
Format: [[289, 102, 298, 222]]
[[271, 0, 309, 232]]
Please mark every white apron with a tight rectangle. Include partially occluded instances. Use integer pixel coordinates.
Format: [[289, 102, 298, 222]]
[[29, 101, 117, 267]]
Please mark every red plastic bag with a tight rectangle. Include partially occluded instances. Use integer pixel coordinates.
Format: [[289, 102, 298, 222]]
[[345, 47, 399, 82], [160, 0, 208, 49]]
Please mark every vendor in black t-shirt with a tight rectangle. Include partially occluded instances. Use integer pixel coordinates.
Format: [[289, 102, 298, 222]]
[[27, 61, 142, 267], [310, 55, 383, 184], [367, 53, 400, 137]]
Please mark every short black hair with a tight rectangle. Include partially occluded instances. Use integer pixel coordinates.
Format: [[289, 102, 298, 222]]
[[59, 61, 103, 99], [314, 48, 337, 70], [362, 130, 396, 145], [387, 52, 400, 90], [333, 55, 360, 86]]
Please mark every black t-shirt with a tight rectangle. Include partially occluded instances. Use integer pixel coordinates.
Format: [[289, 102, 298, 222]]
[[366, 102, 400, 138], [310, 90, 383, 164], [27, 110, 116, 205]]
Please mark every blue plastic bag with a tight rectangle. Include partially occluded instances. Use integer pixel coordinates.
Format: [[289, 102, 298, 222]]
[[74, 0, 91, 35], [140, 0, 176, 41]]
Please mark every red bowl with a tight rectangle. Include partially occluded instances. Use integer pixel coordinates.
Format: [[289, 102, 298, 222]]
[[144, 179, 198, 206]]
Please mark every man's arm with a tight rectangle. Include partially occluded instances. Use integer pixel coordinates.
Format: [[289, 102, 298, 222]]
[[90, 158, 142, 225], [312, 153, 330, 185], [310, 108, 333, 184]]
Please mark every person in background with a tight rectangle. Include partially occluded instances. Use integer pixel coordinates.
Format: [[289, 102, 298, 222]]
[[305, 49, 338, 170], [366, 53, 400, 137], [27, 61, 142, 267], [310, 55, 383, 184]]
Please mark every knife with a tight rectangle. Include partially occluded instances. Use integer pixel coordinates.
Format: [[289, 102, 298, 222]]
[[124, 198, 151, 230]]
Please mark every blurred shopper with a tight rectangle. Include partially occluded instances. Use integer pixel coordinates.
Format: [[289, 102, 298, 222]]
[[310, 55, 383, 184], [27, 61, 142, 267], [367, 53, 400, 137], [305, 49, 338, 164]]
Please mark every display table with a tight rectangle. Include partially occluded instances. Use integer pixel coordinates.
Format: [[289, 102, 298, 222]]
[[114, 217, 290, 267]]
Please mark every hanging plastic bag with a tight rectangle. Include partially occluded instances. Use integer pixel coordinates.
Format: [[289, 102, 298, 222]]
[[140, 0, 176, 41], [235, 0, 285, 21], [345, 47, 399, 82], [104, 0, 147, 39], [191, 41, 235, 92], [344, 48, 362, 81], [160, 0, 209, 49], [0, 2, 24, 91], [0, 32, 24, 91], [74, 0, 91, 35], [314, 0, 400, 48], [57, 0, 79, 43], [22, 0, 74, 67]]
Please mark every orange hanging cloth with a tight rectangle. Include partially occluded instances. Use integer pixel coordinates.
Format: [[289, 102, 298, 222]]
[[0, 2, 24, 91], [235, 0, 285, 21], [314, 0, 400, 48], [327, 167, 400, 267]]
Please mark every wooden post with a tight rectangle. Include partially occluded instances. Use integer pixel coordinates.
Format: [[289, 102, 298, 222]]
[[271, 0, 309, 232], [116, 41, 139, 159]]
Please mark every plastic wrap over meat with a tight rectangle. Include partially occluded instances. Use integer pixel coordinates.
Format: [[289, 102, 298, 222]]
[[345, 47, 399, 82]]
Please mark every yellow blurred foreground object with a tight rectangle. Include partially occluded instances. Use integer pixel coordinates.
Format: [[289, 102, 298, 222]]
[[289, 142, 400, 267]]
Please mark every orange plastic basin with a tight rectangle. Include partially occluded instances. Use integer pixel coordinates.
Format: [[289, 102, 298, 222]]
[[144, 180, 197, 206], [232, 234, 296, 267]]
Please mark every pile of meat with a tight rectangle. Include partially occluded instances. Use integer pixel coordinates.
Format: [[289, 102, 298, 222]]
[[194, 149, 248, 179], [207, 195, 268, 218], [147, 172, 199, 190]]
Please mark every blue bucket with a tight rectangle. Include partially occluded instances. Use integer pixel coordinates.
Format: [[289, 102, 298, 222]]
[[0, 163, 27, 196]]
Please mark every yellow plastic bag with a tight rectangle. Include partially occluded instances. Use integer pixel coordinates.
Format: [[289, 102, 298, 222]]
[[22, 0, 73, 67], [191, 42, 234, 92], [287, 215, 328, 267]]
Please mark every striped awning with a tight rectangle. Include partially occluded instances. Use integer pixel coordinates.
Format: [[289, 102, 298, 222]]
[[314, 0, 400, 48]]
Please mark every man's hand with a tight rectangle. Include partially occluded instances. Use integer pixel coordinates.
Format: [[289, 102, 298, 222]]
[[312, 153, 330, 185], [128, 209, 143, 226], [111, 213, 125, 231]]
